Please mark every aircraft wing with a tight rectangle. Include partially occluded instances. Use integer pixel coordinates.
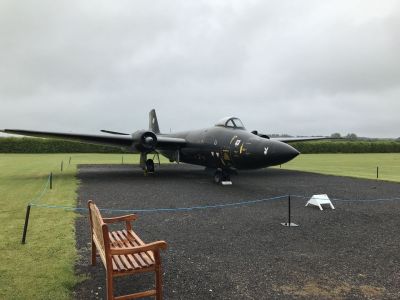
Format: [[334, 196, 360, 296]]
[[1, 129, 134, 147], [155, 136, 186, 148], [0, 129, 186, 150], [271, 136, 332, 143]]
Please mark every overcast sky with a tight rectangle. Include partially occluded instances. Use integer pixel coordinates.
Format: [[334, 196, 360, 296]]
[[1, 0, 399, 138]]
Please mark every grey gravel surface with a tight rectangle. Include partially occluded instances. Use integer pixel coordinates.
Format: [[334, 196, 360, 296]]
[[74, 164, 400, 299]]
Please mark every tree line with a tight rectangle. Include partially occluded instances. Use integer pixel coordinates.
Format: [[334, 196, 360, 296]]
[[291, 141, 400, 153]]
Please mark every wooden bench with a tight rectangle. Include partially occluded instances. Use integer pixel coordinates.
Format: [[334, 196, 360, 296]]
[[88, 200, 168, 300]]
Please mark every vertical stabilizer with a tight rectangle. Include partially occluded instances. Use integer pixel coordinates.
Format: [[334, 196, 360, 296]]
[[149, 109, 160, 134]]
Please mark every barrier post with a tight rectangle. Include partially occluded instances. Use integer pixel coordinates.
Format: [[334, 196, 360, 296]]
[[61, 161, 63, 172], [281, 194, 298, 227], [376, 166, 379, 179], [122, 156, 124, 164], [69, 157, 71, 165], [22, 205, 31, 244], [288, 195, 291, 226], [50, 172, 53, 190]]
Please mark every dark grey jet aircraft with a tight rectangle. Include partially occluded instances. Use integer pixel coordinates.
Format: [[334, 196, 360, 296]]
[[1, 110, 327, 183]]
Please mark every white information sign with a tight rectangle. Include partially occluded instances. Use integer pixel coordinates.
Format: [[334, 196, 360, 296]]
[[305, 194, 335, 210]]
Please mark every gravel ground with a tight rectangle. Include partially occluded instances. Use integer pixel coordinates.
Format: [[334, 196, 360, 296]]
[[74, 164, 400, 300]]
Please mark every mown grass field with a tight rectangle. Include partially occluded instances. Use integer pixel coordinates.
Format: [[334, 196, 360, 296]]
[[280, 153, 400, 182], [0, 153, 399, 299], [0, 154, 169, 300]]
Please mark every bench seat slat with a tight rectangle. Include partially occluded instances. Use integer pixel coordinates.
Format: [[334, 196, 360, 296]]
[[132, 252, 149, 268], [124, 229, 155, 261], [112, 259, 118, 271], [126, 254, 141, 269], [110, 231, 125, 248], [116, 231, 154, 266], [109, 233, 133, 271], [119, 254, 134, 270], [113, 255, 127, 271], [108, 230, 155, 272], [112, 254, 154, 272]]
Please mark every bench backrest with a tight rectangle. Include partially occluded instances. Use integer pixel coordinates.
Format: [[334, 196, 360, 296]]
[[88, 201, 109, 262]]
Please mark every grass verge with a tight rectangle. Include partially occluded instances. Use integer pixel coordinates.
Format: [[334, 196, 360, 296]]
[[0, 153, 156, 299], [280, 153, 400, 182]]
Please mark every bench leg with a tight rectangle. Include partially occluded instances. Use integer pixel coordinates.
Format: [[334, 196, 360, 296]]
[[106, 272, 114, 300], [155, 267, 163, 300], [155, 252, 163, 300], [91, 238, 97, 266]]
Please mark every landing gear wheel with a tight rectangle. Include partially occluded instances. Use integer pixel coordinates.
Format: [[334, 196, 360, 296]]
[[214, 170, 231, 184], [222, 171, 231, 182], [213, 170, 222, 184], [145, 159, 155, 173]]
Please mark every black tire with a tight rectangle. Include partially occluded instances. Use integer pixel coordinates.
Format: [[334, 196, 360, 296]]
[[146, 159, 155, 173], [222, 171, 231, 182], [214, 171, 222, 184]]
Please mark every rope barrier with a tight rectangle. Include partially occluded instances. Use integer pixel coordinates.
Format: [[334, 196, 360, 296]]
[[27, 192, 400, 215], [29, 195, 289, 213], [29, 174, 51, 204], [291, 194, 400, 203]]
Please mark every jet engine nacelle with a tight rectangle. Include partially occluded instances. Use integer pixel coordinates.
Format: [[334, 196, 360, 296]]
[[131, 130, 157, 152]]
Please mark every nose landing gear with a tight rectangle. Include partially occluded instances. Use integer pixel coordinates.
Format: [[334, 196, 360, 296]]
[[213, 169, 232, 185]]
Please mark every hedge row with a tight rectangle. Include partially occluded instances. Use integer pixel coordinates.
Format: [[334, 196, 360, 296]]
[[0, 138, 399, 154], [0, 138, 129, 153], [290, 141, 400, 153]]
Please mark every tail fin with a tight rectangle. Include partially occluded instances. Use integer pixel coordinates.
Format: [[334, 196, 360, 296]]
[[149, 109, 160, 134]]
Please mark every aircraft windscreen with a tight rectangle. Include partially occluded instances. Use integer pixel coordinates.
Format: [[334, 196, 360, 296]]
[[232, 118, 245, 129], [215, 117, 245, 129], [226, 119, 235, 127]]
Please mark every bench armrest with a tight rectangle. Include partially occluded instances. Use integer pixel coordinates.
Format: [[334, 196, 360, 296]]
[[103, 214, 137, 224], [110, 241, 168, 255]]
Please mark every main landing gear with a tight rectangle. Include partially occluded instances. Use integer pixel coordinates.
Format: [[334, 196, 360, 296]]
[[145, 159, 155, 174], [140, 153, 157, 175], [213, 169, 232, 185]]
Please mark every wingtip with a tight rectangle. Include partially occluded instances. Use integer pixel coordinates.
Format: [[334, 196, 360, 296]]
[[0, 129, 12, 136]]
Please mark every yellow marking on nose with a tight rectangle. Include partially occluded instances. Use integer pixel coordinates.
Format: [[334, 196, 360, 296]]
[[240, 144, 244, 154]]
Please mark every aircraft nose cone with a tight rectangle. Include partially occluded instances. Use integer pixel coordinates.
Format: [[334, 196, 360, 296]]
[[271, 141, 300, 164], [283, 143, 300, 160]]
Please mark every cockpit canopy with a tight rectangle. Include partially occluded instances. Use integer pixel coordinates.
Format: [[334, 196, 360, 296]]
[[215, 117, 246, 129]]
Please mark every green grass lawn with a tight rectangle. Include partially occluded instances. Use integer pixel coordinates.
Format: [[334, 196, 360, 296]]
[[0, 154, 158, 300], [0, 153, 399, 299], [280, 153, 400, 182]]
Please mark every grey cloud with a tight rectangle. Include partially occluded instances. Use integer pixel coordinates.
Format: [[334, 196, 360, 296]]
[[0, 0, 399, 138]]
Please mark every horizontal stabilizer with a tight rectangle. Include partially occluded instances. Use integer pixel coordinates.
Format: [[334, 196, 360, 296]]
[[271, 136, 333, 143]]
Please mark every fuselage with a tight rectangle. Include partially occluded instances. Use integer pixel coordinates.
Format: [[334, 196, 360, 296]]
[[159, 126, 299, 170]]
